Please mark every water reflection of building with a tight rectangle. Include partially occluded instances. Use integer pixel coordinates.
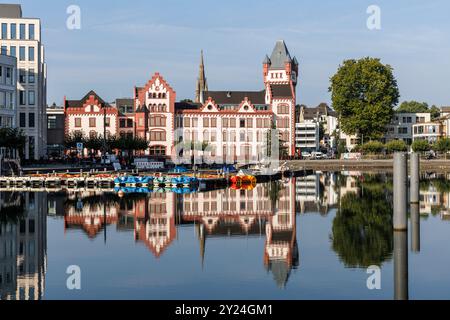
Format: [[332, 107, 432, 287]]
[[133, 193, 177, 258], [264, 179, 299, 288], [419, 179, 450, 220], [295, 173, 338, 215], [0, 192, 47, 300], [182, 181, 299, 287], [63, 192, 119, 239], [57, 181, 299, 287]]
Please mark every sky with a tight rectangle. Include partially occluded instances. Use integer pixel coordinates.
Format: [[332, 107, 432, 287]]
[[8, 0, 450, 107]]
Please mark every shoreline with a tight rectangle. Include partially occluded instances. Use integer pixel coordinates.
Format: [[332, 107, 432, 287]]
[[286, 159, 450, 172]]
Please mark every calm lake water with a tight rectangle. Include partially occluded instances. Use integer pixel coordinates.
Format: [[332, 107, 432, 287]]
[[1, 172, 450, 300]]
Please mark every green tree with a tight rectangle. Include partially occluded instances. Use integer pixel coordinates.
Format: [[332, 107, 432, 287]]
[[397, 101, 429, 113], [329, 57, 400, 140], [430, 105, 441, 120], [64, 131, 85, 150], [0, 127, 27, 159], [337, 139, 347, 157], [411, 140, 431, 152], [385, 140, 408, 153], [84, 135, 103, 157], [434, 138, 450, 158]]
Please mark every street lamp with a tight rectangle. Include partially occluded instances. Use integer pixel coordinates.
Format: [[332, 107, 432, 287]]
[[102, 103, 107, 166]]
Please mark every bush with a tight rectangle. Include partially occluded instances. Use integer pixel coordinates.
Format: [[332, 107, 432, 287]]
[[385, 140, 407, 153], [433, 138, 450, 153], [411, 140, 431, 152], [360, 141, 384, 154]]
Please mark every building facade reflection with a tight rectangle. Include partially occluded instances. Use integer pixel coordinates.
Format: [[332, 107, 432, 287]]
[[0, 192, 47, 300]]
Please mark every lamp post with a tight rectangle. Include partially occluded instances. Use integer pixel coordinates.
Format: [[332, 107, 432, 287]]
[[102, 103, 107, 166]]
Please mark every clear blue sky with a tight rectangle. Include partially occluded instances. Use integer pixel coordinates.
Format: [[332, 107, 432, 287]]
[[10, 0, 450, 107]]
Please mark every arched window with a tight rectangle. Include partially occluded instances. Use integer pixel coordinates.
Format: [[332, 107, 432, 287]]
[[162, 93, 166, 99], [152, 93, 157, 99], [158, 93, 162, 99], [162, 104, 167, 112], [158, 104, 162, 112]]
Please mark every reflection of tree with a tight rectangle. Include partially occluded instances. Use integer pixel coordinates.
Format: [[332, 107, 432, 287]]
[[63, 193, 147, 212], [420, 178, 450, 193], [332, 177, 393, 268]]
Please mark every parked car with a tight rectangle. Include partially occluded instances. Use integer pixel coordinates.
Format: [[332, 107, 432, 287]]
[[311, 151, 326, 160], [301, 152, 311, 159]]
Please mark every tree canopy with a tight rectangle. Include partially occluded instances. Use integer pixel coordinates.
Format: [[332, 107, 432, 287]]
[[397, 101, 429, 113], [397, 101, 441, 119], [329, 57, 400, 140]]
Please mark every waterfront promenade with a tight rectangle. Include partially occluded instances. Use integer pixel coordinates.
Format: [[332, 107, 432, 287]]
[[287, 159, 450, 172]]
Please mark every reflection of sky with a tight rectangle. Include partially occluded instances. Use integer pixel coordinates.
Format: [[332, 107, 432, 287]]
[[42, 204, 450, 300]]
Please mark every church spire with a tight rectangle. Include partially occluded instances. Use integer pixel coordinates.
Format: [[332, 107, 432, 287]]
[[195, 50, 208, 103]]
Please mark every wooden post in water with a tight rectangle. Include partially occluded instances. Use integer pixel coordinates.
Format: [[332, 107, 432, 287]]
[[410, 203, 420, 253], [393, 152, 408, 231], [410, 152, 420, 204], [394, 230, 409, 300]]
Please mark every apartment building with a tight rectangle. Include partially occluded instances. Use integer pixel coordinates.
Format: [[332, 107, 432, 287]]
[[0, 4, 47, 160], [0, 52, 16, 129], [386, 112, 431, 145]]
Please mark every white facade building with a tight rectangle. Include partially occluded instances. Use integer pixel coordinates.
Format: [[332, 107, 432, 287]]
[[386, 112, 431, 145], [295, 122, 319, 152], [0, 53, 16, 128], [0, 4, 47, 160]]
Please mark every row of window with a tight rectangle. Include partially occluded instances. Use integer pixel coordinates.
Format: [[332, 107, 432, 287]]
[[0, 65, 13, 85], [19, 112, 35, 128], [148, 104, 167, 112], [182, 117, 272, 129], [74, 117, 111, 128], [1, 23, 35, 40], [277, 117, 290, 128], [394, 116, 428, 124], [19, 90, 36, 105], [0, 115, 13, 128], [277, 105, 290, 114], [0, 90, 14, 109], [183, 130, 269, 143], [148, 92, 167, 99], [0, 45, 35, 62], [119, 118, 133, 128]]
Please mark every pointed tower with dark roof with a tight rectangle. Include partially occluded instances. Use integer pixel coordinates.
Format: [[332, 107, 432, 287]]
[[263, 40, 299, 157], [195, 50, 208, 103]]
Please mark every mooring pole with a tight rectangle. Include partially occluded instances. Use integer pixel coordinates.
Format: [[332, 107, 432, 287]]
[[394, 231, 409, 300], [411, 203, 420, 253], [410, 152, 420, 204], [393, 152, 408, 231]]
